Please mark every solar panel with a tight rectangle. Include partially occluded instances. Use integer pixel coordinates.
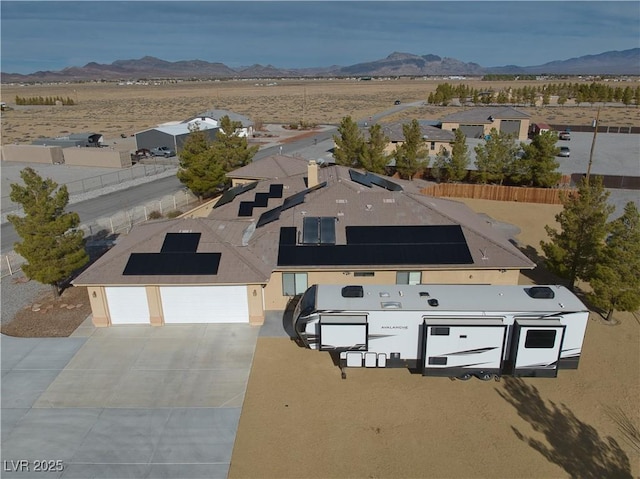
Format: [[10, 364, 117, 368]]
[[281, 193, 306, 211], [349, 169, 372, 187], [238, 202, 254, 217], [346, 225, 466, 245], [123, 252, 221, 275], [213, 181, 258, 208], [160, 233, 201, 252], [253, 192, 270, 207], [303, 217, 320, 244], [269, 184, 284, 198], [320, 217, 336, 244], [279, 227, 297, 245], [369, 174, 403, 192], [256, 207, 282, 227]]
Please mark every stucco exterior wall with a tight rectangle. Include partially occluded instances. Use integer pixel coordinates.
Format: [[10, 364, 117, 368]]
[[87, 286, 110, 327], [263, 268, 520, 311], [63, 147, 132, 168], [1, 144, 64, 164]]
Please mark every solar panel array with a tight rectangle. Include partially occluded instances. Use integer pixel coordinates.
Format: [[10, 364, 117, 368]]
[[348, 169, 403, 192], [123, 232, 221, 276], [277, 224, 473, 267], [302, 217, 337, 245], [236, 185, 284, 217], [256, 181, 328, 228], [213, 181, 258, 209]]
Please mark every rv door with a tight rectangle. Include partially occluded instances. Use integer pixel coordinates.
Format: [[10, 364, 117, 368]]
[[512, 319, 566, 377]]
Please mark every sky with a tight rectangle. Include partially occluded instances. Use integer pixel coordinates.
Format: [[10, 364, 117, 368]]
[[1, 1, 639, 74]]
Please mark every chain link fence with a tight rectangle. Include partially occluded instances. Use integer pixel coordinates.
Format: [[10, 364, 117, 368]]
[[1, 188, 198, 279]]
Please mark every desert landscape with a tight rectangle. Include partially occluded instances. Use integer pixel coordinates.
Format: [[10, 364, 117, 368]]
[[1, 79, 639, 478], [2, 79, 639, 145]]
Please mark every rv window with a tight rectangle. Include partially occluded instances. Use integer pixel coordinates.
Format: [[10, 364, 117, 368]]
[[428, 357, 447, 365], [396, 271, 421, 285], [524, 330, 556, 349], [430, 327, 450, 336], [354, 271, 375, 277]]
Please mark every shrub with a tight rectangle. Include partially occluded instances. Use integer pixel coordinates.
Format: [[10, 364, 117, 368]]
[[165, 210, 183, 218], [148, 210, 163, 220]]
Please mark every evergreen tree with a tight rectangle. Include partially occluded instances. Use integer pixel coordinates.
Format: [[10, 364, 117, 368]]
[[431, 130, 469, 182], [212, 115, 259, 172], [8, 168, 89, 298], [393, 119, 428, 180], [589, 202, 640, 321], [177, 125, 226, 199], [474, 128, 518, 185], [333, 116, 364, 167], [540, 177, 614, 291], [512, 131, 561, 187], [361, 124, 389, 174]]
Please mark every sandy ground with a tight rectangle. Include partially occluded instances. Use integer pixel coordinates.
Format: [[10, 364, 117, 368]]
[[229, 199, 640, 479]]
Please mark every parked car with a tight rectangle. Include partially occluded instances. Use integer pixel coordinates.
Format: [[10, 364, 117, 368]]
[[558, 131, 571, 141], [557, 146, 571, 157], [150, 146, 175, 157]]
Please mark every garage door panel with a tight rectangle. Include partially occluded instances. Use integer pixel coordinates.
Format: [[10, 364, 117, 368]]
[[160, 286, 249, 323], [105, 287, 150, 324]]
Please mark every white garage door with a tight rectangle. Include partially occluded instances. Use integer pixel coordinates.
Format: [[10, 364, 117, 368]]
[[105, 287, 150, 324], [160, 286, 249, 324]]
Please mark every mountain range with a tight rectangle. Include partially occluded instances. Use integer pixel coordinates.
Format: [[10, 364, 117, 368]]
[[2, 48, 638, 82]]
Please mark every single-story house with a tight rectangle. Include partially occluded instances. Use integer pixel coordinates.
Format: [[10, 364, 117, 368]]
[[440, 107, 530, 141], [529, 122, 552, 137], [74, 157, 535, 327], [377, 121, 455, 158], [135, 122, 219, 153]]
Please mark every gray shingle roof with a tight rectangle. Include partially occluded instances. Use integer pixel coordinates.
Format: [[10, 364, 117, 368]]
[[74, 160, 534, 286], [440, 107, 530, 123]]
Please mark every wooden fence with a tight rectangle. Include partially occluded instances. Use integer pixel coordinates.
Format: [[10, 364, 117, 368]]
[[421, 183, 574, 204]]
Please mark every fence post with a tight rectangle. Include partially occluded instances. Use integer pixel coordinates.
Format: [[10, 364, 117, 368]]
[[144, 206, 148, 221], [6, 255, 13, 276], [173, 196, 177, 210], [110, 217, 115, 234]]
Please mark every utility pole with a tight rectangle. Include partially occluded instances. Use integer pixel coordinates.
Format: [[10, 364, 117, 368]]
[[586, 106, 600, 184]]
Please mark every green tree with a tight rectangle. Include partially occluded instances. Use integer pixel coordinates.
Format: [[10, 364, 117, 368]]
[[588, 202, 640, 321], [474, 128, 518, 184], [540, 177, 614, 291], [212, 115, 259, 172], [8, 168, 89, 298], [511, 131, 561, 187], [177, 125, 226, 199], [432, 129, 469, 182], [361, 124, 389, 174], [333, 116, 364, 167], [393, 119, 428, 180]]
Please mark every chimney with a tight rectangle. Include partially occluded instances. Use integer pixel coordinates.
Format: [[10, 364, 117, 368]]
[[308, 160, 319, 188]]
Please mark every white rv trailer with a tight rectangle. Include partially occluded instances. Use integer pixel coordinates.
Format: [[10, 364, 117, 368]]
[[293, 284, 589, 380]]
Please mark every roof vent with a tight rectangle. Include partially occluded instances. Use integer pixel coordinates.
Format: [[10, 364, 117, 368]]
[[419, 291, 430, 297], [428, 299, 439, 307], [342, 285, 364, 298], [525, 287, 555, 299]]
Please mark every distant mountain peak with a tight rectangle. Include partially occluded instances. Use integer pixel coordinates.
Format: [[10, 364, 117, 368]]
[[1, 48, 638, 82]]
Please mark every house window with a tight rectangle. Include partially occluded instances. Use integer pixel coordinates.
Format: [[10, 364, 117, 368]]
[[396, 271, 421, 285], [354, 271, 375, 277], [430, 142, 436, 150], [282, 272, 308, 296]]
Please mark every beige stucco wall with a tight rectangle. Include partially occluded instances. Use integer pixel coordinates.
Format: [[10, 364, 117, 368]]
[[384, 140, 451, 157], [63, 147, 132, 168], [263, 268, 521, 311], [1, 144, 64, 164], [87, 286, 110, 327], [441, 119, 530, 141], [246, 284, 265, 325]]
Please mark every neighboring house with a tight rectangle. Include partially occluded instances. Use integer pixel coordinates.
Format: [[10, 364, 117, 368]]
[[74, 157, 535, 327], [185, 109, 254, 137], [376, 121, 455, 158], [135, 123, 219, 154], [440, 107, 530, 141], [529, 122, 552, 137], [31, 132, 104, 148], [227, 155, 309, 186]]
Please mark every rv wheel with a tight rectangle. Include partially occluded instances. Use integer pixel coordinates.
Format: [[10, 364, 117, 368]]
[[477, 372, 493, 381], [457, 373, 472, 381]]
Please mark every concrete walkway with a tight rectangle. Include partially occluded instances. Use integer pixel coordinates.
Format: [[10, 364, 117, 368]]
[[1, 320, 260, 478]]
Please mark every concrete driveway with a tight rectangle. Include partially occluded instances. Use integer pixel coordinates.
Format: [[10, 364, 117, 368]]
[[1, 320, 259, 478]]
